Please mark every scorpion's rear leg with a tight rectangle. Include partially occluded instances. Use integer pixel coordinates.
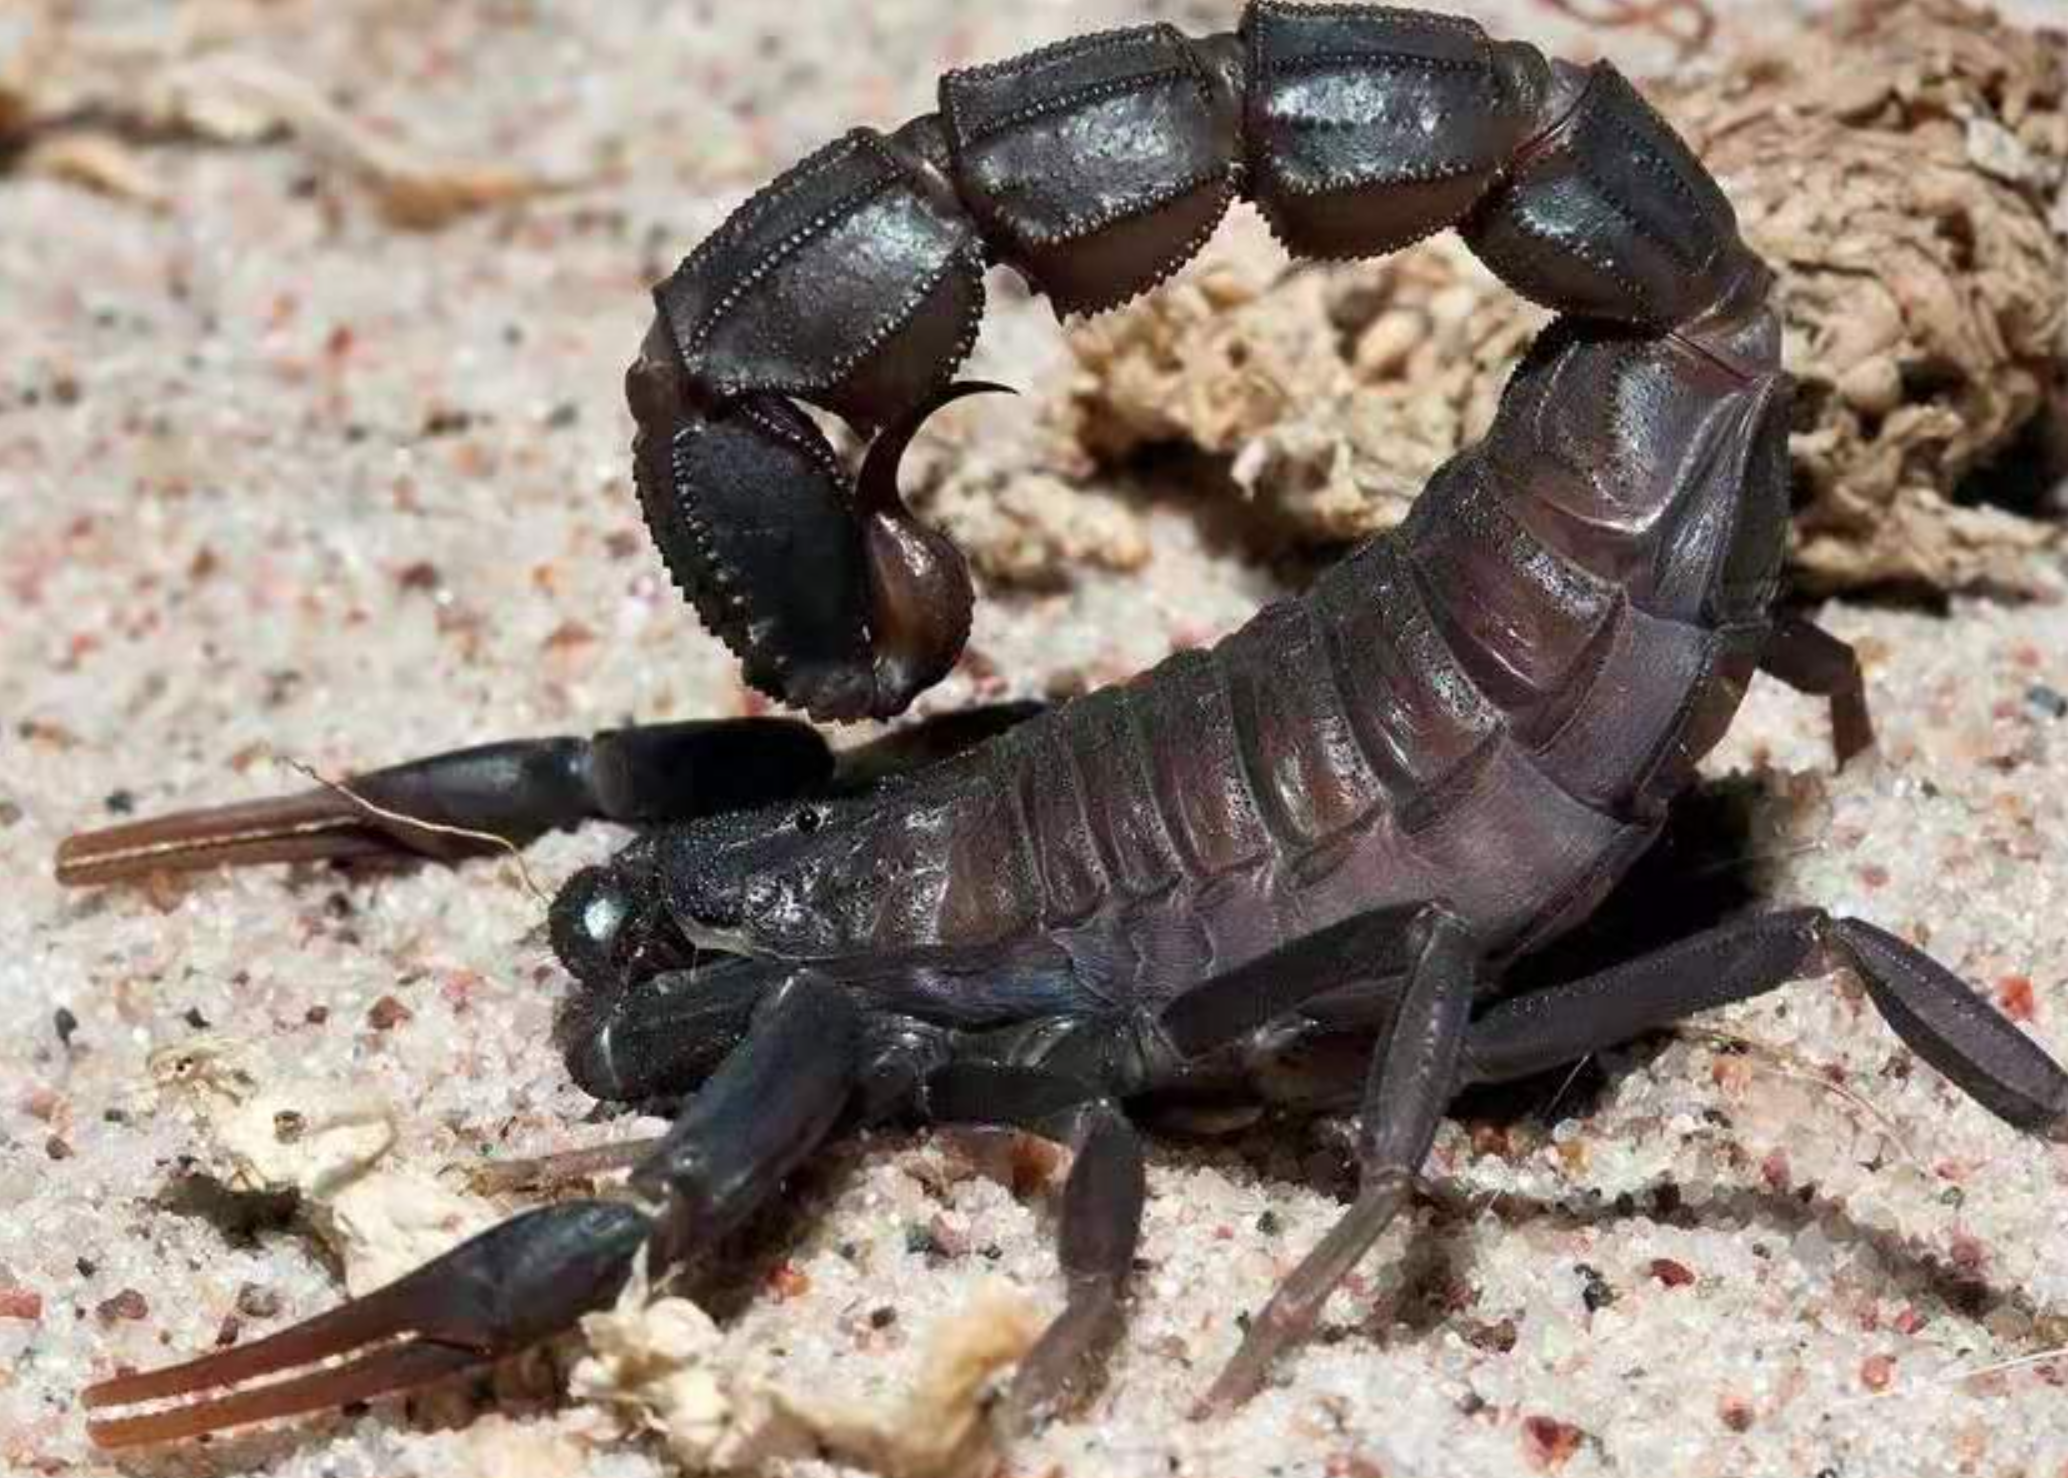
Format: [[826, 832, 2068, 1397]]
[[84, 969, 864, 1447], [1465, 908, 2068, 1137], [1760, 614, 1876, 767]]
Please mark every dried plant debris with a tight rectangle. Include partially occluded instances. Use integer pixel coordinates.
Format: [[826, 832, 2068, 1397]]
[[572, 1280, 1040, 1478], [1055, 0, 2068, 595], [0, 7, 550, 224], [145, 1035, 499, 1294], [1061, 218, 1541, 549], [924, 466, 1153, 588]]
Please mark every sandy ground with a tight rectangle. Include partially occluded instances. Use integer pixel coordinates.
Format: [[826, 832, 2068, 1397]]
[[5, 2, 2068, 1476]]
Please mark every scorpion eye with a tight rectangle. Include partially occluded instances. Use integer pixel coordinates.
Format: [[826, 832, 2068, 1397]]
[[793, 807, 822, 834]]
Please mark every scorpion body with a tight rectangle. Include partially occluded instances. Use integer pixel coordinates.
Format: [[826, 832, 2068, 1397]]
[[64, 2, 2064, 1451], [595, 315, 1788, 1080]]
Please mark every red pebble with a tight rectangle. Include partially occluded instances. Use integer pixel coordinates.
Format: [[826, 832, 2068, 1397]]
[[1648, 1257, 1696, 1288], [1760, 1147, 1791, 1192], [1996, 975, 2037, 1023], [96, 1288, 149, 1322], [1522, 1416, 1584, 1470]]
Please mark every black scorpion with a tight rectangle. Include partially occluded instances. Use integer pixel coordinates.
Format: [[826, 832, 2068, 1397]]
[[62, 2, 2068, 1447]]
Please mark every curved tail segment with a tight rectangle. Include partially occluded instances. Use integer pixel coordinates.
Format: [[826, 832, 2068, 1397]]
[[635, 3, 1773, 722]]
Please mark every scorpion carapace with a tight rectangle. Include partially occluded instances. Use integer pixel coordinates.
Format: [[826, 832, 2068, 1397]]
[[62, 1, 2059, 1452]]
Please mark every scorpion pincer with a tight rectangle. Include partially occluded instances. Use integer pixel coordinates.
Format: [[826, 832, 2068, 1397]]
[[63, 1, 2065, 1448]]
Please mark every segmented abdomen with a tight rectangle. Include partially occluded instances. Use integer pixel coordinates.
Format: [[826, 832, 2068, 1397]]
[[972, 319, 1789, 995]]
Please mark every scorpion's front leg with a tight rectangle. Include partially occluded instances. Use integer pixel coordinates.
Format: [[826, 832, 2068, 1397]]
[[83, 970, 864, 1447]]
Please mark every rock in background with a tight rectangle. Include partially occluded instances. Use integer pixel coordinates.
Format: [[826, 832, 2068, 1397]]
[[1031, 0, 2068, 594]]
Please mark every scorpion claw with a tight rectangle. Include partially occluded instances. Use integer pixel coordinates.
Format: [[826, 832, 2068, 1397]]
[[55, 787, 430, 885], [82, 1200, 651, 1448], [83, 1340, 486, 1449], [54, 723, 834, 886]]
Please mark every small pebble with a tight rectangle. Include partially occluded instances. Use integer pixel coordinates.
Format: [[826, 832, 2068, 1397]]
[[767, 1262, 810, 1299], [1521, 1414, 1584, 1470], [1996, 975, 2037, 1022], [96, 1289, 149, 1322], [1461, 1317, 1519, 1353], [52, 1007, 78, 1046], [2027, 683, 2068, 719], [1574, 1263, 1617, 1312], [1649, 1258, 1697, 1288], [367, 995, 413, 1030], [235, 1283, 283, 1319]]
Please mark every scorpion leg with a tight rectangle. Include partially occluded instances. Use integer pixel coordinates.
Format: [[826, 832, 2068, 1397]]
[[1464, 909, 2068, 1137], [1759, 615, 1876, 767], [921, 1059, 1145, 1427], [1157, 904, 1436, 1056], [83, 970, 863, 1447], [1195, 908, 1480, 1412]]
